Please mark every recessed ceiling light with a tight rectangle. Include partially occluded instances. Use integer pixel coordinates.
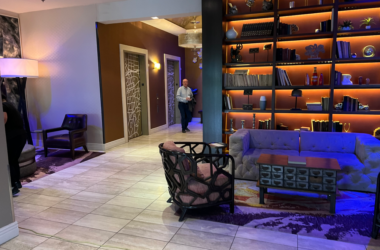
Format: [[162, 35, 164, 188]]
[[151, 17, 159, 20]]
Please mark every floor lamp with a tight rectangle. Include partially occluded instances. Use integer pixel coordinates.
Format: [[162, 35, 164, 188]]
[[0, 58, 39, 145]]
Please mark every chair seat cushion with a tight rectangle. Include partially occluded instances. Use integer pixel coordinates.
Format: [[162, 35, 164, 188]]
[[300, 151, 371, 191], [177, 163, 231, 206], [45, 133, 83, 148]]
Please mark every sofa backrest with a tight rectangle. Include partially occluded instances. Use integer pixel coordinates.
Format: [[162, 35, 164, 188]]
[[249, 130, 299, 151], [300, 131, 356, 154]]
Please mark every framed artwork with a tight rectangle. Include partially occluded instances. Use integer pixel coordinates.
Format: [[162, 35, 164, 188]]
[[0, 14, 22, 110]]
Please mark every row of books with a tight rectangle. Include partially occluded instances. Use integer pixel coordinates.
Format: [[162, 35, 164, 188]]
[[241, 22, 274, 37], [275, 68, 292, 86], [306, 97, 329, 111], [336, 41, 351, 59], [311, 120, 329, 132], [319, 20, 332, 32], [332, 121, 344, 132], [276, 48, 296, 61], [342, 96, 359, 112], [223, 94, 233, 110], [223, 73, 273, 87], [278, 22, 294, 35], [258, 119, 271, 129], [334, 71, 343, 85]]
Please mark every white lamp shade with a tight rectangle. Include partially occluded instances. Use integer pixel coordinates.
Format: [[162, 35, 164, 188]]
[[0, 58, 39, 78]]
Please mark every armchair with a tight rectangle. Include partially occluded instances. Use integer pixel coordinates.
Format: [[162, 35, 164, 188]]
[[43, 114, 88, 159], [159, 141, 235, 222]]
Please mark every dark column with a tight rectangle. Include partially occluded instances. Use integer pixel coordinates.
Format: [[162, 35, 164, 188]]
[[202, 0, 224, 144]]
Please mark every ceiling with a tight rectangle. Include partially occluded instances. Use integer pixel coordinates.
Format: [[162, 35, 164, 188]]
[[142, 16, 202, 37], [0, 0, 123, 14]]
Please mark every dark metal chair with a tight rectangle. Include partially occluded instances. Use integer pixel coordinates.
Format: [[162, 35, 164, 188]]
[[159, 142, 235, 222], [372, 172, 380, 238], [43, 114, 88, 159]]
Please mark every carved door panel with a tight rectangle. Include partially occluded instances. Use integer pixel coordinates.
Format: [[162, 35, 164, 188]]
[[125, 53, 142, 140], [167, 60, 176, 126]]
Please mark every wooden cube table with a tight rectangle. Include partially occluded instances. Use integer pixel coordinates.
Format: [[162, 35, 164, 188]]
[[257, 154, 341, 214]]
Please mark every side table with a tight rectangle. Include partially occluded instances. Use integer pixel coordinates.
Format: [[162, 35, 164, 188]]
[[209, 142, 228, 154]]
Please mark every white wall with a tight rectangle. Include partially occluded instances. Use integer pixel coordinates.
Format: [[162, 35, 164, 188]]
[[97, 0, 201, 24], [20, 5, 104, 149]]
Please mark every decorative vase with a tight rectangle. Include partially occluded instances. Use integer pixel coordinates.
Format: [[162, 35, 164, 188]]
[[342, 74, 353, 85], [262, 0, 273, 11], [226, 27, 238, 39], [366, 25, 371, 29], [341, 27, 351, 31]]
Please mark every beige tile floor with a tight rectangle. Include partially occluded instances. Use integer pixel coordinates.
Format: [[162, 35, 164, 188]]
[[0, 122, 374, 250]]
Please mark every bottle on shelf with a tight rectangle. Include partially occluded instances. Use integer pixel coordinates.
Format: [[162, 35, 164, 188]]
[[312, 67, 318, 86], [319, 73, 324, 86], [305, 73, 310, 86]]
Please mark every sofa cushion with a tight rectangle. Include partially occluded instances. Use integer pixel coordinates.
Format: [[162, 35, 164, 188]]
[[239, 148, 300, 180], [300, 132, 356, 154], [300, 151, 370, 191], [249, 130, 300, 151]]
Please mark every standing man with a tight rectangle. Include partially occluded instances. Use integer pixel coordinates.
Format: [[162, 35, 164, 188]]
[[177, 79, 193, 133]]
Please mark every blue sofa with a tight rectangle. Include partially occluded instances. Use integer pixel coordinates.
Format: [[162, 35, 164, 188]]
[[229, 129, 380, 192]]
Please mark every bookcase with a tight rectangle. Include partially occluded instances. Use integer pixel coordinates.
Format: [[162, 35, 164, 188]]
[[202, 0, 380, 149]]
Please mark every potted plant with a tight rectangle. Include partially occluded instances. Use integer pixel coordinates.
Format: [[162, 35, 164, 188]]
[[360, 17, 376, 29], [338, 20, 354, 31]]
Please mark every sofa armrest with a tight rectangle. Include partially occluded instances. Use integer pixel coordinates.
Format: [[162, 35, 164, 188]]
[[356, 135, 380, 163], [228, 129, 250, 172]]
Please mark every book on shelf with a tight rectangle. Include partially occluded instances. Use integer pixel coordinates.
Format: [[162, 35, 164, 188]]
[[222, 94, 233, 110], [336, 41, 351, 59], [223, 73, 272, 87], [241, 22, 274, 37], [306, 102, 322, 111], [319, 20, 332, 32], [300, 127, 310, 131], [322, 97, 330, 111], [275, 68, 292, 86], [276, 48, 296, 61], [258, 119, 271, 129], [334, 71, 342, 85], [342, 96, 359, 112], [333, 121, 343, 132], [311, 120, 329, 132]]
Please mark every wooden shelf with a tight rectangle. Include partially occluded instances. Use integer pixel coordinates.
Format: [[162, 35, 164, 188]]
[[275, 109, 329, 114], [334, 84, 380, 89], [278, 32, 333, 41], [339, 0, 380, 10], [225, 36, 274, 44], [337, 28, 380, 37], [224, 62, 273, 67], [335, 57, 380, 63], [224, 108, 271, 113], [332, 110, 380, 115], [224, 86, 272, 90], [275, 85, 331, 89], [276, 59, 332, 65], [225, 11, 274, 21], [278, 4, 334, 16]]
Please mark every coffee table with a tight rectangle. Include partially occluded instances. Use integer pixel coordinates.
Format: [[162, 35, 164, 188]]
[[256, 154, 341, 214]]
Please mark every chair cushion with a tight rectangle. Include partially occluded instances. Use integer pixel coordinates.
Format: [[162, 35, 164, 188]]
[[300, 131, 356, 154], [177, 163, 231, 206], [300, 151, 371, 191], [249, 130, 300, 151]]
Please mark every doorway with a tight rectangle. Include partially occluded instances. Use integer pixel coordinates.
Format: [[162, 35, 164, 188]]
[[164, 54, 181, 127], [120, 45, 150, 142]]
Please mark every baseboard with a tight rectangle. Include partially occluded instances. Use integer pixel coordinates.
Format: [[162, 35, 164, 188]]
[[104, 138, 126, 151], [150, 124, 168, 134], [0, 222, 19, 245], [192, 118, 201, 122], [86, 143, 105, 152]]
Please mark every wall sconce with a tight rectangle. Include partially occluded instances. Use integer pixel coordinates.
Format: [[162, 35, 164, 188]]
[[154, 62, 161, 70]]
